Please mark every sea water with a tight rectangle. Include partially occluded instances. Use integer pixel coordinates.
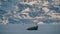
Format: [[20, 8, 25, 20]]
[[0, 24, 60, 34]]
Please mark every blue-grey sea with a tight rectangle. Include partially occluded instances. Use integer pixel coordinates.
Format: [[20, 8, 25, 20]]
[[0, 24, 60, 34]]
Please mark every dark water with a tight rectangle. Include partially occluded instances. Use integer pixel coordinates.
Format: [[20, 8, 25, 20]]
[[0, 24, 60, 34]]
